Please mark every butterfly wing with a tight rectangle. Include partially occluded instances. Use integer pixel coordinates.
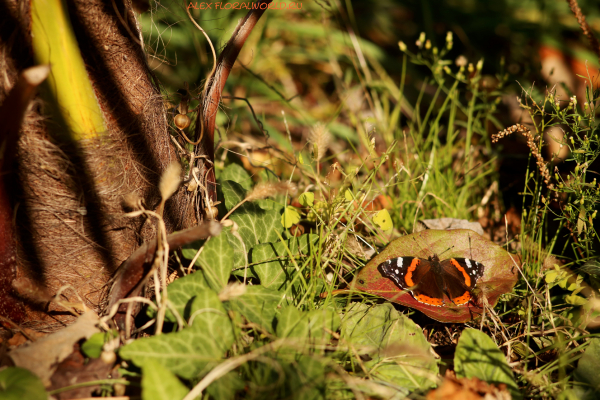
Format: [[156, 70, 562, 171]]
[[439, 258, 485, 305], [379, 257, 446, 306], [378, 257, 421, 290]]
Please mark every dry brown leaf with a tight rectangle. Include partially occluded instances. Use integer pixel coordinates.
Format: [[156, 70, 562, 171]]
[[8, 311, 100, 386]]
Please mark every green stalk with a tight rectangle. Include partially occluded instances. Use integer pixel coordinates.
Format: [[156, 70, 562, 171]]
[[31, 0, 106, 139]]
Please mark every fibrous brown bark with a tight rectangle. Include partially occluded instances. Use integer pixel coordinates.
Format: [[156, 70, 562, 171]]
[[0, 0, 189, 329]]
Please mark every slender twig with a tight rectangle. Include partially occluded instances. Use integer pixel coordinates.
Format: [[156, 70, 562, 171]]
[[194, 0, 274, 202]]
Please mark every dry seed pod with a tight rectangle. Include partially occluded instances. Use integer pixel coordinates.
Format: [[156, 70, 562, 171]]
[[174, 114, 191, 130], [205, 206, 219, 220], [187, 180, 198, 192], [101, 350, 117, 365]]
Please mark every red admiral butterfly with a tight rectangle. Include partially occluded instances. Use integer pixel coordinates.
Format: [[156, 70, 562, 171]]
[[378, 255, 484, 306]]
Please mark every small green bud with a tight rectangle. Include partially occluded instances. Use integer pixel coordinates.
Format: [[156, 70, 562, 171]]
[[416, 32, 426, 48], [398, 41, 407, 52]]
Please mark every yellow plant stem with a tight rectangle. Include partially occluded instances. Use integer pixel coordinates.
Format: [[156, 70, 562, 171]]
[[31, 0, 105, 140]]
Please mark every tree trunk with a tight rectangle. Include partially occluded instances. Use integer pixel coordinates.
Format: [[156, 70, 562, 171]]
[[0, 0, 189, 328]]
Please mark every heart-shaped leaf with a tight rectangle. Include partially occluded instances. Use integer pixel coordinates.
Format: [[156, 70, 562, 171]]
[[220, 163, 253, 191], [195, 233, 233, 291], [141, 359, 189, 400], [206, 372, 245, 400], [147, 268, 209, 323], [455, 328, 521, 399], [0, 367, 46, 400], [349, 229, 519, 323], [225, 285, 287, 334], [124, 289, 234, 380], [276, 305, 340, 342], [119, 320, 233, 380], [573, 338, 600, 399], [340, 303, 438, 394]]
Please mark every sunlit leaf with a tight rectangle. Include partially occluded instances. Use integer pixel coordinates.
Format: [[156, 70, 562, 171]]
[[141, 359, 188, 400], [340, 303, 437, 394], [225, 285, 286, 334], [120, 322, 233, 380], [220, 163, 253, 191], [81, 330, 118, 359], [349, 229, 519, 323], [147, 269, 209, 323], [455, 328, 521, 399], [196, 233, 233, 291], [573, 338, 600, 399], [0, 367, 46, 400], [298, 192, 314, 206], [281, 206, 301, 228]]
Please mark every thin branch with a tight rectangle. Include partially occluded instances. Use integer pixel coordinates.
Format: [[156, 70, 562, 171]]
[[194, 0, 274, 202]]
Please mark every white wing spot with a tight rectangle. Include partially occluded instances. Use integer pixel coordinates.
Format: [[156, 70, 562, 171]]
[[396, 258, 403, 268], [465, 259, 472, 269], [395, 269, 399, 274]]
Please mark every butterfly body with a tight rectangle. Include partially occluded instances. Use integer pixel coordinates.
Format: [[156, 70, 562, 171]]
[[378, 255, 484, 306]]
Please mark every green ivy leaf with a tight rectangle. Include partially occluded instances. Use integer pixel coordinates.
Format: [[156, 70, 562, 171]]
[[454, 328, 521, 399], [231, 199, 283, 248], [186, 289, 234, 352], [251, 234, 318, 288], [141, 359, 189, 400], [81, 330, 118, 359], [225, 229, 255, 278], [287, 355, 327, 399], [0, 368, 46, 400], [276, 306, 340, 343], [225, 285, 286, 334], [221, 180, 247, 211], [276, 305, 308, 338], [120, 323, 232, 380], [206, 372, 245, 400], [340, 303, 437, 394], [220, 163, 253, 191], [196, 233, 233, 291], [573, 338, 600, 399], [148, 269, 209, 323]]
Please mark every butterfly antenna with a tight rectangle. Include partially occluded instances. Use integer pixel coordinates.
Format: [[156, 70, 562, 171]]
[[469, 233, 474, 260], [411, 236, 427, 253], [438, 245, 455, 258]]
